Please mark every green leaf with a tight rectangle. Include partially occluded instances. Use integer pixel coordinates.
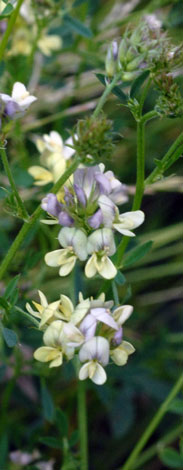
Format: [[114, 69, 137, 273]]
[[115, 271, 126, 285], [123, 241, 153, 268], [0, 297, 9, 310], [0, 2, 14, 18], [96, 73, 127, 103], [39, 436, 61, 449], [0, 434, 8, 468], [2, 327, 18, 347], [64, 14, 93, 38], [69, 430, 79, 447], [4, 274, 20, 300], [56, 408, 69, 437], [168, 398, 183, 414], [159, 448, 183, 468], [130, 70, 150, 98], [41, 382, 55, 423]]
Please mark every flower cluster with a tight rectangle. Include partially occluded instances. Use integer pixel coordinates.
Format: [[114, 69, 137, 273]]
[[28, 131, 75, 189], [42, 164, 145, 279], [0, 82, 37, 120], [105, 17, 167, 81], [26, 291, 135, 385]]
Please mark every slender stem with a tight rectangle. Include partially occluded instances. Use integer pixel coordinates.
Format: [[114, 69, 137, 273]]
[[132, 423, 183, 470], [77, 378, 88, 470], [141, 109, 158, 124], [145, 132, 183, 185], [112, 280, 119, 306], [121, 372, 183, 470], [92, 73, 121, 119], [14, 306, 40, 327], [0, 0, 25, 61], [0, 145, 29, 220], [0, 157, 80, 280], [116, 118, 145, 265]]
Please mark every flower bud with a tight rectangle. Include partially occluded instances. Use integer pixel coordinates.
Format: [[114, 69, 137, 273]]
[[118, 38, 128, 64], [105, 41, 118, 77]]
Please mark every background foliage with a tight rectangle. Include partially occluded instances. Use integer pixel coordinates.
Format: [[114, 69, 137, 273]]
[[0, 0, 183, 469]]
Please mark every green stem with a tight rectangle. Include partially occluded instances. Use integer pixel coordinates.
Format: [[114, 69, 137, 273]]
[[112, 280, 119, 306], [116, 118, 145, 265], [14, 306, 40, 327], [77, 379, 88, 470], [145, 132, 183, 185], [0, 145, 29, 220], [0, 157, 80, 280], [121, 372, 183, 470], [92, 73, 121, 119], [141, 109, 158, 124], [132, 423, 183, 470], [0, 0, 25, 61]]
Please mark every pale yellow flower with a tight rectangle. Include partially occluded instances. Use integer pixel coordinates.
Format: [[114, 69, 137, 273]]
[[26, 290, 74, 328], [110, 341, 135, 366]]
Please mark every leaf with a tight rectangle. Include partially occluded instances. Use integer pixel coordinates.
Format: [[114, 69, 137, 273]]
[[96, 73, 127, 103], [115, 271, 126, 286], [55, 408, 69, 437], [168, 398, 183, 415], [39, 436, 61, 449], [0, 297, 9, 310], [0, 2, 14, 18], [130, 70, 150, 98], [123, 241, 153, 268], [41, 382, 55, 423], [69, 430, 79, 447], [159, 448, 183, 468], [4, 274, 20, 300], [0, 434, 8, 468], [64, 14, 92, 38], [2, 327, 18, 347]]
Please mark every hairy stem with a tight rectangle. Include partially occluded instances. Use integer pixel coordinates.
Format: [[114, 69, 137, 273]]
[[0, 145, 29, 220], [92, 73, 121, 119], [121, 372, 183, 470], [0, 0, 25, 61], [0, 157, 80, 280]]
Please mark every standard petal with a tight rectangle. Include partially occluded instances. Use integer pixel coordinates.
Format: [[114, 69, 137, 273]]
[[121, 341, 135, 355], [110, 348, 128, 366], [49, 353, 63, 368], [28, 166, 53, 185], [113, 224, 136, 237], [73, 230, 88, 261], [26, 302, 41, 319], [119, 210, 145, 229], [90, 308, 118, 330], [98, 195, 116, 227], [71, 299, 90, 325]]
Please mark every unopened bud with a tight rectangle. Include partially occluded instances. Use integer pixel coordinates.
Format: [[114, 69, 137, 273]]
[[105, 41, 118, 77], [118, 38, 128, 64], [126, 54, 145, 71]]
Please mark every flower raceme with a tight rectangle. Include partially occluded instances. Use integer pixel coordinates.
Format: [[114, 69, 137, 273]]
[[27, 291, 135, 385], [42, 165, 145, 279]]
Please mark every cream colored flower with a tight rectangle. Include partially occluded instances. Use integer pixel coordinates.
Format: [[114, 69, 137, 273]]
[[113, 305, 134, 326], [34, 320, 74, 368], [79, 336, 109, 385], [28, 131, 75, 187], [38, 33, 62, 56], [26, 291, 74, 328], [85, 229, 117, 279], [45, 227, 88, 276], [110, 341, 135, 366]]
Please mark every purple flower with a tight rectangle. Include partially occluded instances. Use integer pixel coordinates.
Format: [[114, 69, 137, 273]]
[[74, 184, 86, 207], [64, 187, 74, 206], [41, 193, 62, 217], [113, 327, 123, 345], [58, 211, 74, 227], [4, 100, 21, 118], [88, 209, 103, 229], [80, 307, 118, 341]]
